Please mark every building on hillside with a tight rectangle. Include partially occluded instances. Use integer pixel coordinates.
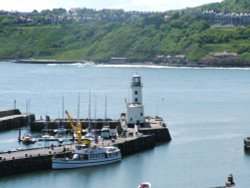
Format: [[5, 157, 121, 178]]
[[210, 51, 238, 58], [110, 57, 128, 64]]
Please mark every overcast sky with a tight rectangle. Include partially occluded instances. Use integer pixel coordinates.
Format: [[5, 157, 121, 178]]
[[1, 0, 223, 12]]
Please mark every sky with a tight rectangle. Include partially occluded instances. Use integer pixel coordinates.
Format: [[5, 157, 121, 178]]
[[1, 0, 223, 12]]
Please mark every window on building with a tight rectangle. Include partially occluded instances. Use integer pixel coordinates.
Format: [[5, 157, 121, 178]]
[[130, 118, 133, 121], [141, 113, 143, 116], [136, 121, 140, 125], [134, 91, 138, 95], [135, 98, 138, 102]]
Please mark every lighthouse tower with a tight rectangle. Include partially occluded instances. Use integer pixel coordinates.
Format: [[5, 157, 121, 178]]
[[126, 74, 145, 127]]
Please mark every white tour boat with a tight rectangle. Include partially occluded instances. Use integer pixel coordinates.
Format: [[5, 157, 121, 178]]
[[52, 145, 121, 169]]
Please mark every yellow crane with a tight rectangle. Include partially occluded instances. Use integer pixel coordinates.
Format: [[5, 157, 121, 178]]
[[65, 110, 82, 144]]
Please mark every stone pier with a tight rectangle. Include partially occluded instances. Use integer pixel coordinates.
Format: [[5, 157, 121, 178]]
[[0, 109, 35, 131]]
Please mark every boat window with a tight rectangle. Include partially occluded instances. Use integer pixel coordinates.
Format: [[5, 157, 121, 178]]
[[79, 154, 88, 160], [73, 154, 79, 160], [98, 153, 105, 158], [108, 153, 113, 157], [84, 154, 88, 160]]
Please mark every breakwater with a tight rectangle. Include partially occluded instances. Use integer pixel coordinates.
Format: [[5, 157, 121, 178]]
[[0, 147, 71, 177], [0, 154, 52, 177], [0, 132, 169, 177], [116, 135, 156, 156], [0, 109, 35, 131], [31, 119, 118, 131]]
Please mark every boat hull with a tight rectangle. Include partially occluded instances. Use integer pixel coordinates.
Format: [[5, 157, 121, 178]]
[[52, 156, 121, 169]]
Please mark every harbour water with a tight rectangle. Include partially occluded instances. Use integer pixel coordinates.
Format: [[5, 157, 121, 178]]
[[1, 62, 250, 187]]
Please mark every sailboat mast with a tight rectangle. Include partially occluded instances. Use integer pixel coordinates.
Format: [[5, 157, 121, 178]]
[[94, 95, 97, 119], [77, 93, 80, 122], [88, 90, 91, 129], [105, 94, 107, 126], [62, 96, 64, 120]]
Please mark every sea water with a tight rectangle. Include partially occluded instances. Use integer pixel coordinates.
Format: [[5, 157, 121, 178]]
[[0, 62, 250, 188]]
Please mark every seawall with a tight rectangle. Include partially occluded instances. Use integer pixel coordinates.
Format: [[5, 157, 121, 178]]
[[0, 109, 21, 118], [0, 133, 168, 177], [0, 149, 70, 177], [31, 119, 118, 131], [139, 127, 171, 142], [0, 109, 35, 131], [116, 135, 156, 156]]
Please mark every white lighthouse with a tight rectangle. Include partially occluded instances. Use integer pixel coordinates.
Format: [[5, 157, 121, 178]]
[[125, 74, 145, 127]]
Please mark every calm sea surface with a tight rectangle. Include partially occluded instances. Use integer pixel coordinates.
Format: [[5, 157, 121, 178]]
[[0, 62, 250, 188]]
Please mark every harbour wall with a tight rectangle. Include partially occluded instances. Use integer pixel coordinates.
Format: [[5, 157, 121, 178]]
[[139, 127, 171, 142], [0, 109, 21, 118], [0, 109, 35, 131], [31, 120, 172, 143], [31, 119, 118, 131], [116, 135, 156, 156], [0, 134, 166, 177], [0, 151, 69, 177], [0, 155, 52, 177]]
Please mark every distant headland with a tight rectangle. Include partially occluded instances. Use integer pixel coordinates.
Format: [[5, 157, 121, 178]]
[[5, 56, 250, 68], [0, 0, 249, 66]]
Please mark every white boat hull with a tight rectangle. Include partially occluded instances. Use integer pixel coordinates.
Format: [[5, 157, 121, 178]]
[[52, 156, 121, 169]]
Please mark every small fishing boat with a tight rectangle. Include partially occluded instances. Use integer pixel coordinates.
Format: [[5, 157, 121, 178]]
[[52, 145, 121, 169], [21, 133, 36, 144], [137, 182, 151, 188], [225, 173, 236, 188], [211, 173, 236, 188]]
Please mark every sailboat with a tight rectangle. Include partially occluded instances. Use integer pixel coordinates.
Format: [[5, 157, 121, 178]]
[[38, 115, 57, 141], [21, 99, 36, 144], [54, 96, 67, 143]]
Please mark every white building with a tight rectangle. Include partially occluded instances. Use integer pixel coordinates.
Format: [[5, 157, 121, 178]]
[[125, 74, 145, 127]]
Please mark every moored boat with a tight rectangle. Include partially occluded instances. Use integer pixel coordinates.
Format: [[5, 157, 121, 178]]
[[52, 145, 121, 169], [225, 173, 236, 188], [211, 173, 236, 188], [38, 134, 57, 141], [137, 182, 151, 188], [21, 133, 36, 144]]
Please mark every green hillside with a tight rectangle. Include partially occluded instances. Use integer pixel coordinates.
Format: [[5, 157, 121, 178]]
[[0, 0, 249, 64], [201, 0, 250, 12]]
